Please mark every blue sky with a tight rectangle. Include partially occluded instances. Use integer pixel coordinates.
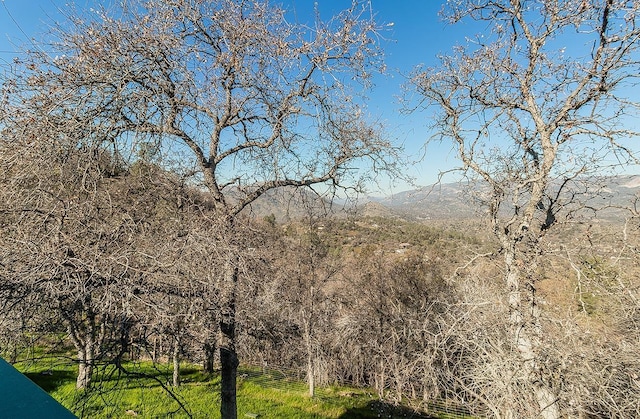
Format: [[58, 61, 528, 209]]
[[2, 1, 638, 197], [288, 1, 469, 191], [0, 0, 466, 192]]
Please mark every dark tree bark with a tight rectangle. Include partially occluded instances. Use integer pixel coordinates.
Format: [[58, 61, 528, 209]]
[[219, 257, 239, 419], [203, 340, 216, 374]]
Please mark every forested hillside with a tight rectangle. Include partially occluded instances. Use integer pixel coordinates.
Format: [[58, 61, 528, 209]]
[[1, 0, 640, 418], [1, 140, 638, 417]]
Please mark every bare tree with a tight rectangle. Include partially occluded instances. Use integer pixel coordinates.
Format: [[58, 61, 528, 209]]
[[336, 252, 454, 404], [558, 219, 640, 418], [4, 1, 396, 417], [409, 1, 640, 417], [0, 112, 215, 394], [275, 209, 340, 398], [0, 133, 136, 389]]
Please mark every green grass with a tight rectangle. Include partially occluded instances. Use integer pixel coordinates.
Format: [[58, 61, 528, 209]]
[[14, 358, 440, 418]]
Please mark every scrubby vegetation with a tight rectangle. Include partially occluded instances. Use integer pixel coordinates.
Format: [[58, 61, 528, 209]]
[[1, 0, 640, 418], [3, 184, 639, 418]]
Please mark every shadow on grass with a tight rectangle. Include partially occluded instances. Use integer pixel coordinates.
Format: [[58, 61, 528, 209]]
[[180, 366, 219, 384], [339, 399, 435, 419], [24, 369, 77, 392]]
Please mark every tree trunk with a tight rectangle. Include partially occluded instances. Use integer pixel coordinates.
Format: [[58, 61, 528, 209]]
[[76, 340, 94, 389], [219, 257, 239, 419], [152, 336, 158, 362], [303, 319, 315, 397], [203, 340, 216, 374], [64, 307, 99, 390], [376, 360, 385, 398], [172, 339, 181, 387], [504, 248, 560, 419], [307, 351, 315, 398]]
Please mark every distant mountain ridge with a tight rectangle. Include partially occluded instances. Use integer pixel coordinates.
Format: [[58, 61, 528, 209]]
[[248, 175, 640, 222], [365, 175, 640, 222], [365, 182, 476, 220]]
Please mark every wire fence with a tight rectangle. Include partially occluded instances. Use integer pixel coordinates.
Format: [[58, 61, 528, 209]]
[[237, 365, 481, 419]]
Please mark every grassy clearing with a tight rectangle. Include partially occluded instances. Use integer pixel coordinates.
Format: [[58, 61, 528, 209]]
[[14, 357, 443, 418]]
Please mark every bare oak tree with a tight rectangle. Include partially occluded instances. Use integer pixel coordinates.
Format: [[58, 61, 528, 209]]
[[5, 1, 395, 417], [0, 133, 136, 389], [274, 210, 340, 398], [409, 1, 640, 417]]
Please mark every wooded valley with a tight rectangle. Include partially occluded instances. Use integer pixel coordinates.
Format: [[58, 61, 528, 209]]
[[1, 0, 640, 418]]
